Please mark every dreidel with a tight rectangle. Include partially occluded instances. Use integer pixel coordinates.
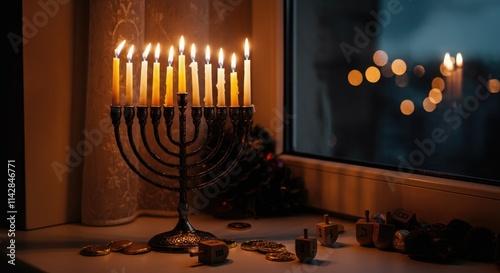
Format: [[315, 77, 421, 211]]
[[316, 214, 339, 246], [372, 211, 395, 250], [356, 210, 375, 247], [189, 240, 229, 265], [295, 228, 317, 263]]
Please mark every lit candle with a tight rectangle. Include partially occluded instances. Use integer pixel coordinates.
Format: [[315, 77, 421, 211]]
[[125, 45, 134, 106], [190, 43, 200, 106], [112, 40, 126, 106], [139, 43, 151, 106], [243, 38, 251, 106], [152, 43, 160, 106], [230, 53, 239, 106], [216, 48, 226, 106], [204, 45, 213, 106], [443, 52, 454, 97], [456, 53, 463, 98], [178, 36, 186, 93], [165, 45, 174, 106]]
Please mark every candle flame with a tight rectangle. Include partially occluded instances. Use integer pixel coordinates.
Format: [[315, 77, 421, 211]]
[[443, 52, 453, 71], [168, 45, 174, 66], [142, 43, 151, 61], [218, 48, 224, 68], [456, 53, 463, 68], [179, 36, 185, 54], [244, 38, 249, 60], [231, 53, 236, 72], [191, 43, 196, 62], [127, 45, 134, 62], [154, 43, 160, 62], [115, 40, 126, 57], [205, 45, 210, 64]]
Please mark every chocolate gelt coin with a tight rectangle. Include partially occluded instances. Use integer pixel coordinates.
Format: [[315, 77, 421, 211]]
[[221, 239, 238, 248], [265, 251, 296, 262], [256, 241, 287, 253], [227, 222, 252, 231], [241, 239, 268, 251], [121, 243, 151, 255], [108, 240, 133, 252], [80, 244, 111, 256]]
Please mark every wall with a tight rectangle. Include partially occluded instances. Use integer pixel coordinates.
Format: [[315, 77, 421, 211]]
[[21, 0, 87, 229]]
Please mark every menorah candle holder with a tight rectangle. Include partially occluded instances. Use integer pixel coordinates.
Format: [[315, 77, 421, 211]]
[[110, 93, 253, 253]]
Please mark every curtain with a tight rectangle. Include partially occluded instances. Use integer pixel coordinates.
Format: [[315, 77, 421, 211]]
[[82, 0, 252, 226]]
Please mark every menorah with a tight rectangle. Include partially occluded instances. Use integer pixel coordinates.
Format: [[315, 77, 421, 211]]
[[110, 93, 253, 253]]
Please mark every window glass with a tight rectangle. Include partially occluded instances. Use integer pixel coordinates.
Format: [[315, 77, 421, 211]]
[[286, 0, 500, 184]]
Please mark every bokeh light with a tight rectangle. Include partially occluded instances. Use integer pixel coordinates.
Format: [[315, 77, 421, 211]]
[[373, 50, 389, 67], [400, 99, 415, 115], [395, 74, 408, 87], [381, 62, 394, 78], [488, 79, 500, 93], [365, 66, 381, 83], [431, 77, 445, 91], [423, 97, 436, 112], [413, 65, 425, 77], [348, 69, 363, 86], [428, 88, 443, 104], [391, 59, 407, 75]]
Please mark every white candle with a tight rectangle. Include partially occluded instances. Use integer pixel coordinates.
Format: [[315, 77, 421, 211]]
[[178, 36, 186, 93], [190, 43, 200, 106], [165, 45, 174, 106], [230, 53, 239, 106], [139, 43, 151, 106], [243, 38, 251, 106], [112, 40, 126, 106], [443, 52, 453, 98], [456, 53, 463, 98], [216, 48, 225, 106], [125, 45, 134, 106], [204, 45, 213, 106], [152, 43, 160, 106]]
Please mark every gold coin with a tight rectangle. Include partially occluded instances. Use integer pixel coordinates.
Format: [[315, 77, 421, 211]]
[[108, 240, 133, 252], [265, 251, 296, 262], [241, 239, 268, 251], [227, 222, 252, 231], [80, 244, 111, 256], [121, 243, 151, 255], [257, 241, 287, 254], [221, 239, 237, 248]]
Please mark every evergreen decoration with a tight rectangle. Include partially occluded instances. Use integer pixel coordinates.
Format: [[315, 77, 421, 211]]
[[201, 124, 306, 219]]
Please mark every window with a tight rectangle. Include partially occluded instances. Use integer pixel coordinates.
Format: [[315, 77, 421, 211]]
[[285, 0, 500, 185]]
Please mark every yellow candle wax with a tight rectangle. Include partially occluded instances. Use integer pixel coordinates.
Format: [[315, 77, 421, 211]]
[[204, 45, 213, 106], [243, 38, 251, 106], [230, 53, 239, 107], [178, 36, 186, 93], [190, 43, 200, 106], [152, 43, 160, 106], [125, 45, 134, 106], [112, 40, 126, 106], [165, 45, 174, 106], [139, 43, 151, 106], [216, 48, 225, 106]]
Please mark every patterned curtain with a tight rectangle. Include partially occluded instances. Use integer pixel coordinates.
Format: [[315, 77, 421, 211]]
[[82, 0, 251, 225]]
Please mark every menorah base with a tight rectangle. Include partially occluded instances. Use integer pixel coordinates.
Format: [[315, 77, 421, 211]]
[[148, 229, 220, 253]]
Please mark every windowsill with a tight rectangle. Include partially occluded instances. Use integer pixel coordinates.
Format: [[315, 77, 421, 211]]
[[281, 154, 500, 231], [4, 213, 498, 272]]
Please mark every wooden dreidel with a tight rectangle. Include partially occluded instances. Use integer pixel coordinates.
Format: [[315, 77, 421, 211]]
[[189, 240, 229, 265], [316, 214, 339, 246], [356, 210, 375, 247], [295, 228, 317, 263], [372, 211, 395, 250]]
